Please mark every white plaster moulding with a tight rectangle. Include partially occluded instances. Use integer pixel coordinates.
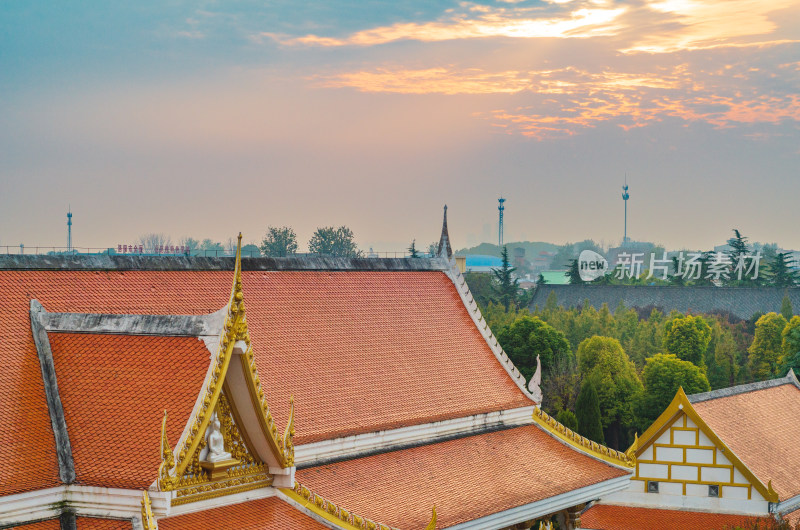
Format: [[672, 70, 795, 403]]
[[442, 260, 537, 403], [446, 474, 632, 530], [0, 485, 170, 525], [775, 492, 800, 516], [163, 486, 277, 517], [294, 406, 535, 467]]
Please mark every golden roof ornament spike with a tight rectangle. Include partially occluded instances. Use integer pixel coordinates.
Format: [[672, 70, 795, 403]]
[[141, 490, 159, 530], [284, 395, 296, 466], [157, 410, 175, 491], [424, 505, 437, 530]]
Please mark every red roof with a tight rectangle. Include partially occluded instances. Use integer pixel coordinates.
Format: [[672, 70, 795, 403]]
[[581, 504, 771, 530], [157, 496, 327, 529], [0, 270, 530, 493], [693, 383, 800, 500], [77, 518, 133, 529], [296, 424, 628, 529], [11, 521, 61, 530], [48, 333, 209, 489]]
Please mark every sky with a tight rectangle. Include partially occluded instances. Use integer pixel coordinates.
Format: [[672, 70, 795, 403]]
[[1, 0, 798, 253]]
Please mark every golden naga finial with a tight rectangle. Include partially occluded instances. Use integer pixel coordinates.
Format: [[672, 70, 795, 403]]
[[424, 505, 437, 530], [284, 395, 296, 466], [158, 410, 175, 491], [141, 490, 159, 530], [625, 432, 639, 461]]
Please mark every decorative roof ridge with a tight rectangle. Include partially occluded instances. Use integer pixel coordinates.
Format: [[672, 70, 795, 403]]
[[634, 387, 779, 502], [40, 310, 225, 337], [436, 205, 452, 260], [141, 490, 159, 530], [688, 369, 800, 403], [0, 254, 450, 272], [158, 234, 295, 493], [281, 481, 411, 530], [29, 299, 76, 485], [441, 258, 538, 402], [531, 407, 635, 469]]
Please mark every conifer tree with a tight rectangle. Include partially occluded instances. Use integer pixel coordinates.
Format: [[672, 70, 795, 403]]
[[769, 252, 799, 287], [408, 239, 420, 258], [576, 378, 604, 444], [781, 294, 794, 321], [492, 246, 519, 311], [566, 259, 583, 284]]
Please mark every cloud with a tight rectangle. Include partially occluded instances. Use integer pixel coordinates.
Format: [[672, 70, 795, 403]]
[[255, 3, 627, 47]]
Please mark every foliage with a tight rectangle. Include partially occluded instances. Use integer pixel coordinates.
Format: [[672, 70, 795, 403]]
[[537, 273, 547, 285], [138, 233, 172, 251], [566, 259, 583, 284], [781, 294, 794, 321], [408, 239, 420, 258], [780, 315, 800, 375], [555, 409, 578, 432], [663, 315, 712, 367], [308, 226, 361, 257], [463, 272, 496, 309], [748, 312, 788, 379], [260, 226, 298, 257], [708, 320, 739, 388], [241, 243, 260, 257], [768, 252, 798, 287], [492, 246, 519, 310], [637, 354, 710, 429], [576, 336, 642, 449], [575, 378, 605, 444], [426, 242, 438, 257], [497, 316, 572, 384]]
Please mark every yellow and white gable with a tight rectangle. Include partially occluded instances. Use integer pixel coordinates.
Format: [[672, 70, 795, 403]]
[[602, 388, 778, 515]]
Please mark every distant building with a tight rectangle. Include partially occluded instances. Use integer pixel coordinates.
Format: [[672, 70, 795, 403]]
[[464, 254, 503, 273]]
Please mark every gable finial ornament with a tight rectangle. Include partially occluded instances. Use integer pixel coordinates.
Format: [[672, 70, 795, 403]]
[[158, 410, 175, 491], [436, 205, 453, 259], [528, 354, 543, 405], [424, 505, 437, 530]]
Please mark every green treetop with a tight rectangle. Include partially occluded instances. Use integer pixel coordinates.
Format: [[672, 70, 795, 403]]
[[748, 312, 788, 380], [780, 315, 800, 376], [781, 294, 794, 321], [492, 246, 519, 311], [575, 378, 605, 444], [663, 315, 712, 367], [768, 252, 799, 287], [260, 226, 298, 257], [637, 354, 710, 429], [308, 226, 361, 257]]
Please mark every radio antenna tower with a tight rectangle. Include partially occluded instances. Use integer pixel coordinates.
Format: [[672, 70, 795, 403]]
[[621, 176, 629, 245], [498, 197, 506, 247], [67, 207, 73, 253]]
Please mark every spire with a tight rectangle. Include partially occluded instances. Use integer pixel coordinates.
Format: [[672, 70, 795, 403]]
[[436, 205, 452, 259]]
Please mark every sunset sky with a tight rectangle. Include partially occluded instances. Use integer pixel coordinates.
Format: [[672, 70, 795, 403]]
[[1, 1, 798, 252]]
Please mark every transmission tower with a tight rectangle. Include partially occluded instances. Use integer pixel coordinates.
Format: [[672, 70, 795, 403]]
[[498, 197, 506, 247]]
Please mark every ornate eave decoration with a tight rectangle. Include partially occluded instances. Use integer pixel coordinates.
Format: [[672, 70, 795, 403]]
[[532, 407, 635, 469], [141, 491, 159, 530], [157, 234, 294, 503]]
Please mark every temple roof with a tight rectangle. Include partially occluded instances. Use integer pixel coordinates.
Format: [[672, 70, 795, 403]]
[[689, 372, 800, 501], [157, 496, 327, 529], [49, 333, 208, 489], [11, 518, 132, 529], [580, 504, 770, 530], [295, 424, 630, 529]]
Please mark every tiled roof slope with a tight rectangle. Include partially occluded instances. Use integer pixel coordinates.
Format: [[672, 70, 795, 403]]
[[77, 517, 133, 529], [691, 382, 800, 500], [580, 504, 769, 530], [531, 284, 800, 320], [157, 496, 328, 529], [48, 333, 209, 489], [295, 425, 629, 529], [0, 269, 530, 493], [7, 520, 61, 529]]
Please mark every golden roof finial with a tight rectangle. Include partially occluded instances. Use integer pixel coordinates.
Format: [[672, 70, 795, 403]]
[[424, 505, 437, 530], [141, 490, 159, 530], [158, 410, 175, 491]]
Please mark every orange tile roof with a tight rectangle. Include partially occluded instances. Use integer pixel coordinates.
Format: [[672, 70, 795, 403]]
[[295, 424, 629, 529], [581, 504, 770, 530], [48, 333, 209, 489], [11, 520, 61, 529], [157, 496, 328, 529], [77, 517, 133, 529], [692, 383, 800, 500], [0, 270, 530, 493]]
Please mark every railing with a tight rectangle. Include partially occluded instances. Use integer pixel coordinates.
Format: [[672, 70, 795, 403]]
[[0, 246, 434, 259]]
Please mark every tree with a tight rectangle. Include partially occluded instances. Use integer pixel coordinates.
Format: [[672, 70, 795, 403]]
[[709, 320, 739, 388], [197, 239, 224, 256], [748, 312, 788, 380], [575, 378, 605, 444], [492, 246, 518, 311], [498, 316, 572, 384], [408, 239, 420, 258], [782, 294, 794, 321], [241, 244, 260, 257], [556, 409, 578, 432], [637, 354, 710, 429], [180, 237, 200, 254], [463, 272, 496, 309], [537, 273, 547, 285], [576, 336, 642, 449], [769, 252, 798, 287], [138, 233, 172, 252], [781, 315, 800, 375], [308, 226, 361, 257], [566, 259, 583, 285], [663, 315, 712, 367], [260, 226, 298, 257], [426, 242, 438, 257]]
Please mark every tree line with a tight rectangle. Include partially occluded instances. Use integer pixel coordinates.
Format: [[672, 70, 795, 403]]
[[471, 282, 800, 451]]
